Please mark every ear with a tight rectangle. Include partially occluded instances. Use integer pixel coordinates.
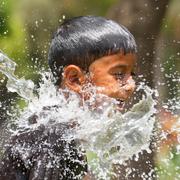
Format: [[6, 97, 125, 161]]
[[62, 65, 85, 93]]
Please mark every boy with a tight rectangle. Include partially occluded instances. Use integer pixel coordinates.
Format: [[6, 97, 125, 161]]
[[48, 16, 136, 104], [0, 16, 137, 179]]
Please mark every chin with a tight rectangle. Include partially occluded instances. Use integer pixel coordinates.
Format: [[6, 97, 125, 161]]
[[116, 105, 124, 112]]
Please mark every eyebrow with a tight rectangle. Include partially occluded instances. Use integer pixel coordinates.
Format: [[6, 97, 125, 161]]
[[111, 64, 128, 69]]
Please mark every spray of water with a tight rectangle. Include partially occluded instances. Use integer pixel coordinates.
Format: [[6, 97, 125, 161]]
[[5, 71, 155, 179], [0, 51, 35, 100], [1, 51, 179, 179]]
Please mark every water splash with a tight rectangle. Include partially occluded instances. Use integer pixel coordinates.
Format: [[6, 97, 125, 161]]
[[2, 51, 179, 179], [7, 72, 156, 179], [76, 84, 156, 179], [0, 51, 35, 100]]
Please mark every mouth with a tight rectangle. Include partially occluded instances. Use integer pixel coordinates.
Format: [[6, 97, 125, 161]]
[[116, 99, 125, 111]]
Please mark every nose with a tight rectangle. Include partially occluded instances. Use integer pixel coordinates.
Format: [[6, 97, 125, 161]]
[[124, 78, 135, 95]]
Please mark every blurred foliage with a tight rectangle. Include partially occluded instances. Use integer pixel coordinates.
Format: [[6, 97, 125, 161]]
[[156, 147, 180, 180], [160, 0, 180, 101], [0, 0, 33, 79], [0, 0, 11, 35], [156, 110, 180, 180]]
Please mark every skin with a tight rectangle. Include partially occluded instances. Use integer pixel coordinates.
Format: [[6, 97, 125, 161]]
[[62, 52, 136, 108]]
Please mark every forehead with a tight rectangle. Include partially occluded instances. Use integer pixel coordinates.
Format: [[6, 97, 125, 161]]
[[89, 53, 136, 71]]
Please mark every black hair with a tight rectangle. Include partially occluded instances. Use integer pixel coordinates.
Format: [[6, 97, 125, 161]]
[[48, 15, 137, 84]]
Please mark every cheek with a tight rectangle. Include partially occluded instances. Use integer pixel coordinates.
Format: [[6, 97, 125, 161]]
[[92, 75, 117, 87], [94, 77, 121, 95]]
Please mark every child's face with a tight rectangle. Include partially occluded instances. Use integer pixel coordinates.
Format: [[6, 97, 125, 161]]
[[88, 53, 136, 106], [62, 52, 136, 109]]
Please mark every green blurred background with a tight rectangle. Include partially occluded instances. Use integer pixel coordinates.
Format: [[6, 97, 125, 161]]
[[0, 0, 179, 179]]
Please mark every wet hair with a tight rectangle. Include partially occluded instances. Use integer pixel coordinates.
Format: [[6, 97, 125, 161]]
[[48, 16, 137, 84]]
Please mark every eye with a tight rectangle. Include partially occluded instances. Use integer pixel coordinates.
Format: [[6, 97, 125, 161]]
[[113, 72, 125, 80], [131, 72, 136, 76]]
